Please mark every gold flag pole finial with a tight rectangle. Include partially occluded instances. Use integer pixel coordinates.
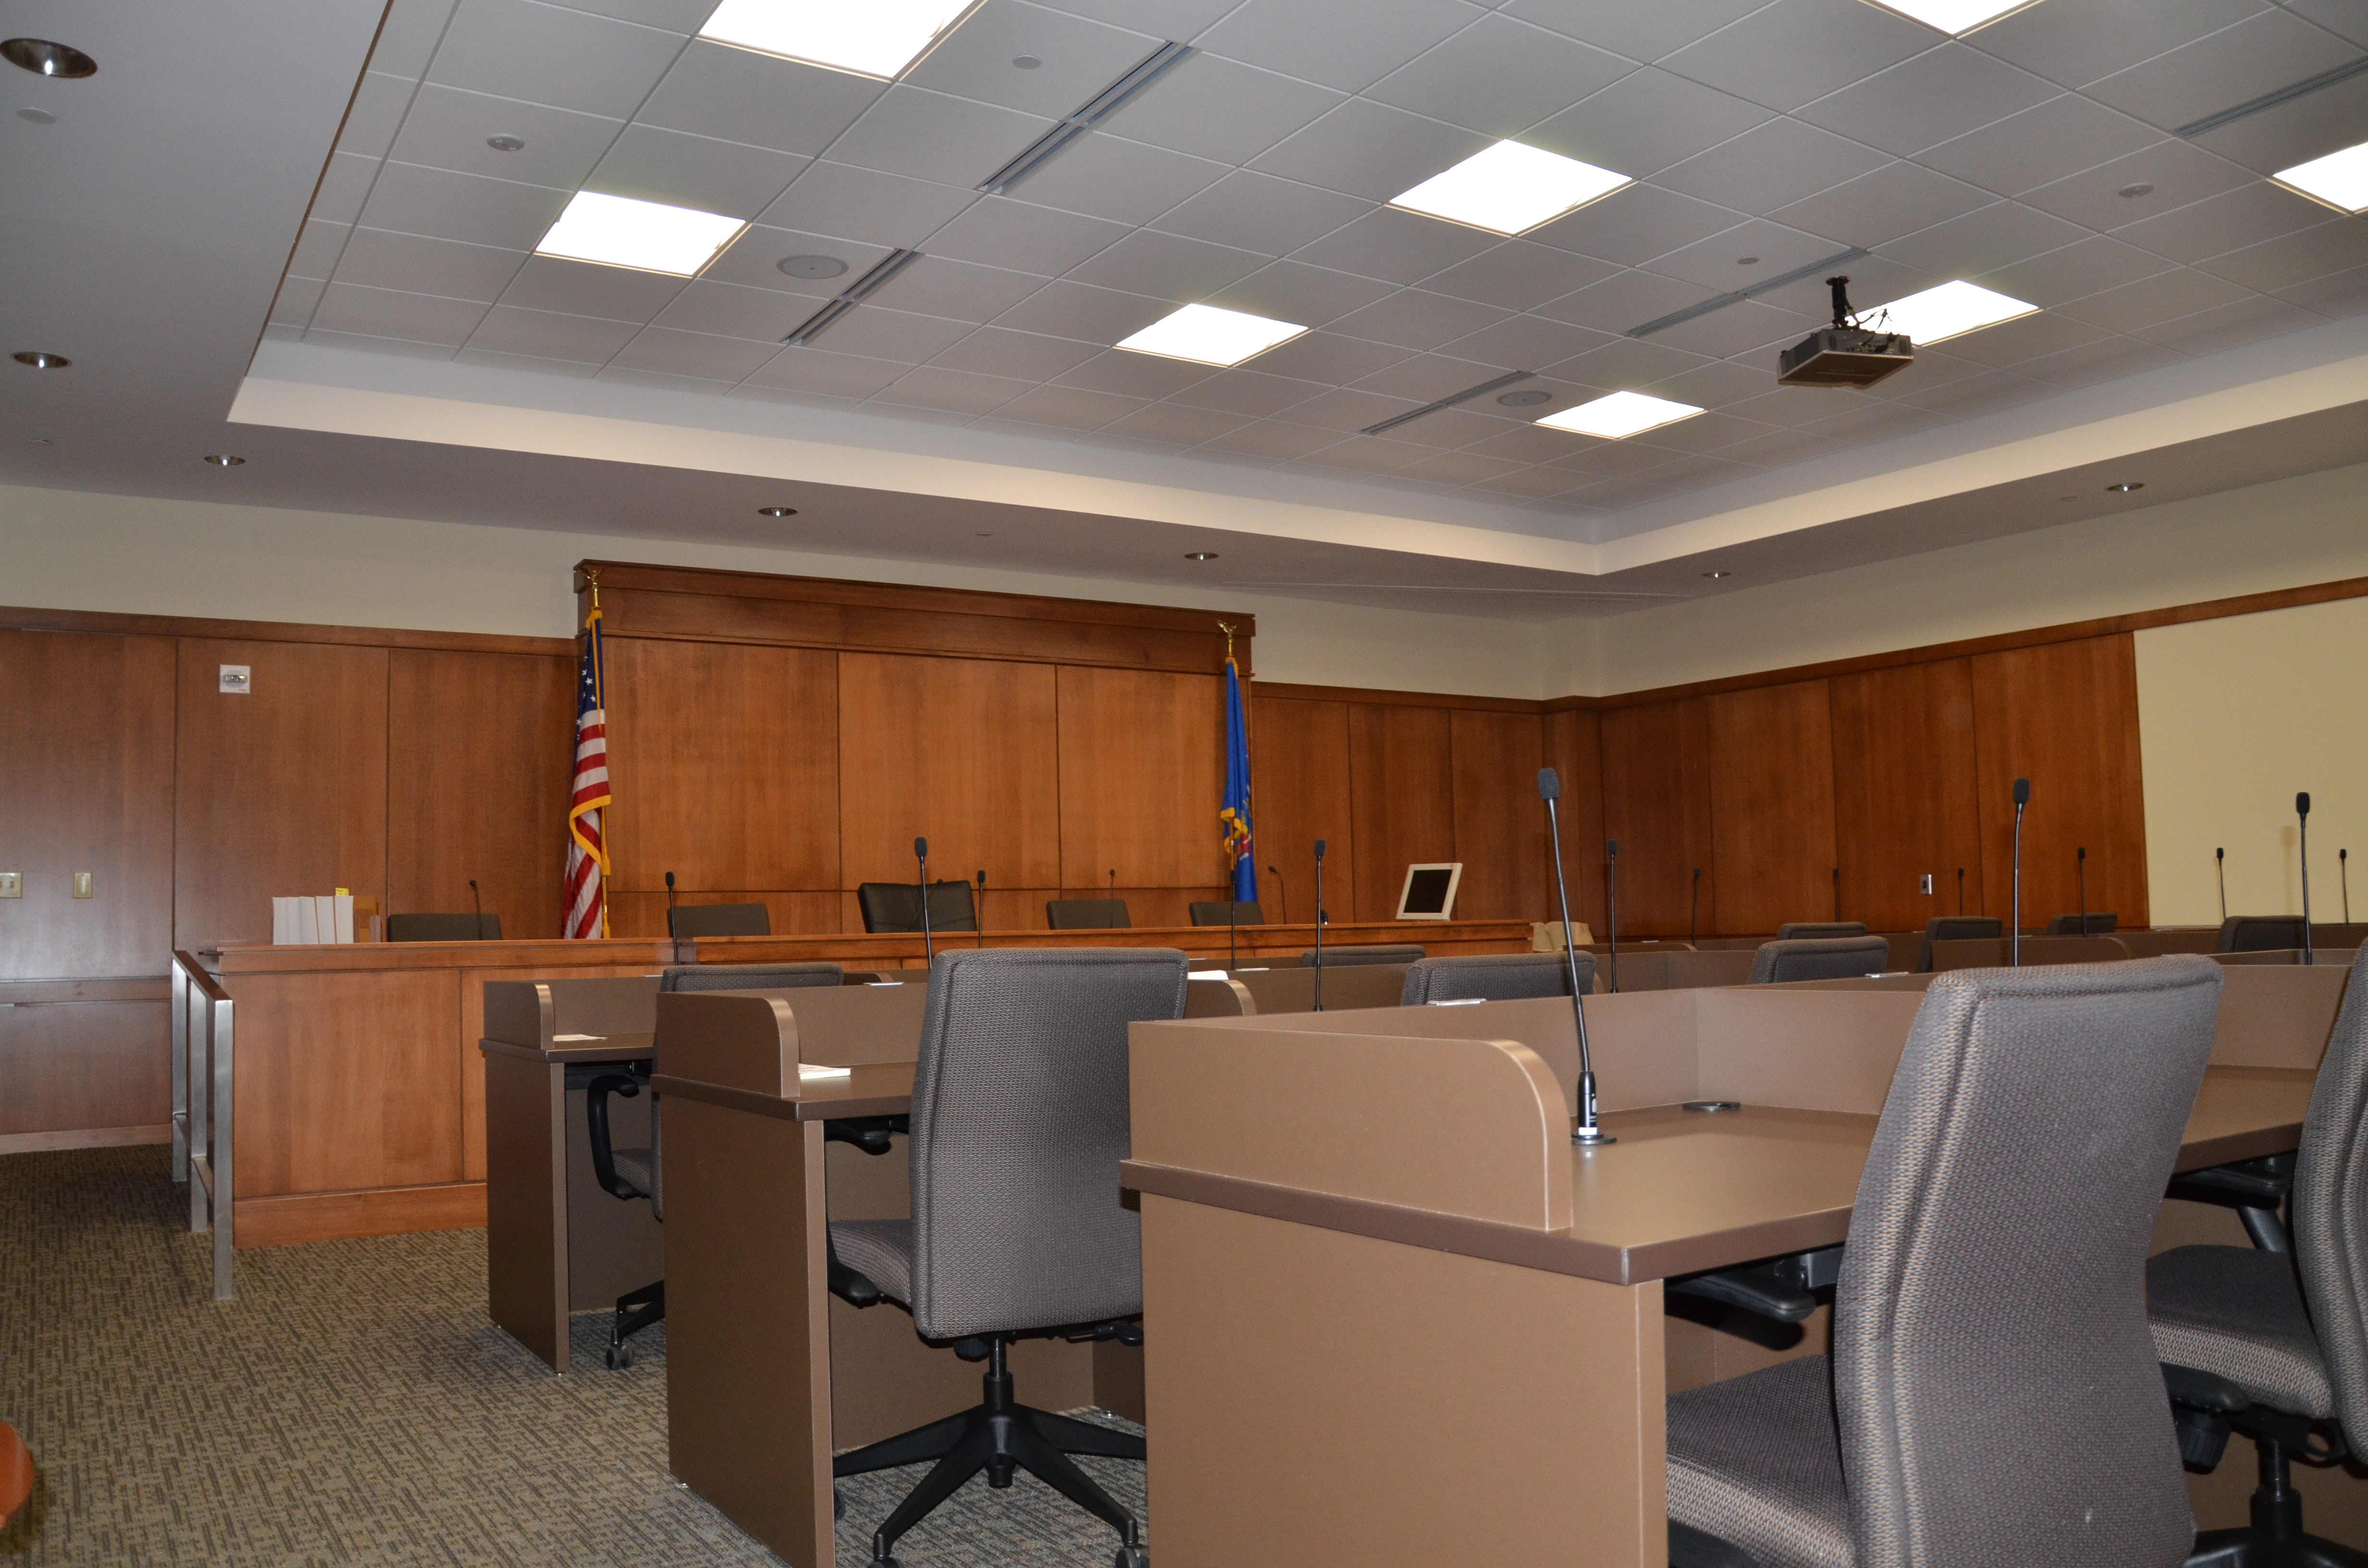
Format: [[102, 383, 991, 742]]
[[1216, 620, 1236, 662], [583, 564, 602, 609]]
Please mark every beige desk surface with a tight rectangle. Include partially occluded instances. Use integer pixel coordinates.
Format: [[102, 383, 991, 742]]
[[1122, 1066, 2313, 1288], [480, 1032, 655, 1065]]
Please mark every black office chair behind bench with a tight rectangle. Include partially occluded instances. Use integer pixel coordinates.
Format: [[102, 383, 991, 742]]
[[584, 961, 842, 1369]]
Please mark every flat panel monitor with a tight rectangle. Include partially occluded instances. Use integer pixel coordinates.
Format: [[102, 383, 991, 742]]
[[1395, 863, 1463, 921]]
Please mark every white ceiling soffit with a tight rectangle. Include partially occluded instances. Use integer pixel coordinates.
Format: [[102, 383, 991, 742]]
[[232, 315, 2368, 576]]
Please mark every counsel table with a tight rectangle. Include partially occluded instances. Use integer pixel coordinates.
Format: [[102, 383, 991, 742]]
[[1121, 965, 2347, 1568]]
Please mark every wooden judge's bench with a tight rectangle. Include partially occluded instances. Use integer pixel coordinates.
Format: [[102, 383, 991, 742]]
[[209, 918, 1532, 1248]]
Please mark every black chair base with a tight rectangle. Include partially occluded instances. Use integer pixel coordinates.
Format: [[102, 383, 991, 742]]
[[603, 1278, 664, 1370], [2191, 1534, 2368, 1567], [833, 1338, 1146, 1568]]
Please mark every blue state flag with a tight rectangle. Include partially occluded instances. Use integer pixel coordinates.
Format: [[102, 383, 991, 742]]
[[1221, 655, 1257, 904]]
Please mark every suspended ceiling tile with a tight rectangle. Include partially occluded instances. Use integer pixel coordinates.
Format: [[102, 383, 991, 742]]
[[987, 383, 1150, 429], [634, 42, 885, 157], [1239, 330, 1418, 387], [1435, 309, 1614, 368], [1365, 12, 1635, 135], [1196, 0, 1479, 94], [1420, 241, 1617, 312], [310, 282, 493, 344], [805, 304, 980, 363], [1658, 0, 1936, 114], [1926, 308, 2110, 368], [451, 343, 604, 376], [494, 253, 688, 320], [1159, 363, 1332, 413], [1876, 198, 2091, 279], [930, 325, 1108, 380], [1321, 288, 1514, 351], [826, 86, 1054, 188], [1345, 350, 1508, 401], [2013, 139, 2255, 232], [990, 276, 1173, 342], [1097, 401, 1253, 443], [465, 303, 646, 361], [1004, 134, 1230, 226], [1503, 0, 1763, 66], [1528, 181, 1746, 267], [1205, 258, 1401, 330], [1195, 420, 1346, 459], [1148, 170, 1374, 257], [2051, 266, 2252, 332], [358, 160, 571, 250], [305, 327, 465, 360], [2084, 8, 2362, 134], [1644, 218, 1844, 293], [648, 278, 816, 339], [2274, 262, 2368, 317], [2134, 293, 2324, 355], [1527, 68, 1775, 182], [427, 0, 687, 119], [1653, 118, 1891, 214], [925, 196, 1132, 275], [1101, 53, 1346, 167], [1249, 97, 1493, 204], [2113, 180, 2338, 265], [2010, 332, 2190, 388], [1794, 43, 2059, 159], [1984, 234, 2178, 308], [608, 324, 784, 380], [1535, 267, 1716, 334], [2193, 221, 2368, 294], [1912, 92, 2162, 198], [1052, 348, 1226, 397], [1643, 296, 1816, 359], [740, 345, 912, 398], [1065, 228, 1273, 300], [585, 124, 808, 218], [340, 72, 422, 159], [872, 364, 1035, 413], [2281, 0, 2368, 47], [1289, 206, 1504, 285], [696, 226, 894, 297], [1545, 334, 1716, 392], [1770, 158, 1996, 249], [1965, 0, 2264, 92], [2189, 70, 2368, 179], [333, 228, 529, 302], [868, 255, 1051, 323], [756, 161, 979, 248], [370, 0, 463, 78], [309, 153, 382, 227], [386, 84, 626, 192], [902, 0, 1166, 119]]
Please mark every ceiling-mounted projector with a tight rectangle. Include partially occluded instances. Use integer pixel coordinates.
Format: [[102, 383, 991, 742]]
[[1778, 275, 1913, 389]]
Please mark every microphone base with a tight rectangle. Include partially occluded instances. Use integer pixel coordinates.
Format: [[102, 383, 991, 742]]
[[1571, 1126, 1617, 1146]]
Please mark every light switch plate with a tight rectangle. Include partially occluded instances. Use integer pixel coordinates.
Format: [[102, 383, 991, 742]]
[[0, 872, 19, 898], [72, 871, 93, 898], [1919, 873, 1934, 895], [219, 664, 250, 694]]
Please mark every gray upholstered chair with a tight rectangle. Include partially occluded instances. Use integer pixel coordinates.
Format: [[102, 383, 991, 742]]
[[856, 880, 978, 934], [658, 961, 841, 992], [666, 901, 769, 939], [1748, 935, 1891, 983], [1402, 951, 1593, 1004], [2050, 913, 2120, 935], [1916, 915, 2003, 971], [1188, 900, 1263, 926], [2221, 916, 2308, 953], [1046, 897, 1130, 930], [2150, 949, 2368, 1566], [1299, 943, 1426, 967], [1665, 956, 2224, 1568], [1776, 921, 1868, 941], [385, 912, 503, 941], [826, 948, 1187, 1568]]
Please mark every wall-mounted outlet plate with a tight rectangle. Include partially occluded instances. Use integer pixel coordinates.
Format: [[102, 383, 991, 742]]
[[1919, 873, 1934, 895], [0, 871, 20, 898], [219, 664, 250, 694], [72, 871, 93, 898]]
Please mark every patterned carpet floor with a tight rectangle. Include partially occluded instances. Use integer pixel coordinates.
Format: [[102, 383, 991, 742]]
[[0, 1147, 1146, 1566]]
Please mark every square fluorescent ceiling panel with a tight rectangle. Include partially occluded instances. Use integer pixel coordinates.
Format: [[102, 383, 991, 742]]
[[2275, 140, 2368, 213], [1858, 0, 2040, 31], [1539, 391, 1703, 440], [699, 0, 975, 78], [535, 191, 748, 276], [1390, 141, 1631, 236], [1117, 303, 1307, 367], [1865, 280, 2037, 344]]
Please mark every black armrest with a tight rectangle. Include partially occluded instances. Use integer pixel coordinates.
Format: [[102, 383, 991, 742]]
[[1667, 1246, 1842, 1326], [2164, 1362, 2250, 1416], [824, 1114, 910, 1156], [827, 1239, 883, 1309], [2167, 1153, 2294, 1252], [585, 1072, 645, 1201]]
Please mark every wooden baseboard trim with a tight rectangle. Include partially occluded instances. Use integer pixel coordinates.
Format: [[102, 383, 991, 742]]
[[234, 1182, 487, 1248], [0, 1123, 173, 1155]]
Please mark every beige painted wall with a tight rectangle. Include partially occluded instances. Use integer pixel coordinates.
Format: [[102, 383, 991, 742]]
[[0, 482, 1550, 698], [1573, 461, 2368, 697], [2137, 596, 2368, 928]]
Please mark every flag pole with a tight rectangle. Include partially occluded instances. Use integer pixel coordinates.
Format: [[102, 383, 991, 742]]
[[587, 566, 608, 938]]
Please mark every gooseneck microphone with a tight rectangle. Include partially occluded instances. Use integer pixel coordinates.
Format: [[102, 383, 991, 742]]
[[469, 878, 486, 941], [2299, 793, 2314, 966], [1108, 868, 1117, 897], [1311, 839, 1327, 1011], [2076, 846, 2087, 937], [1542, 770, 1610, 1147], [2344, 848, 2352, 924], [1267, 865, 1287, 926], [1831, 865, 1841, 922], [915, 837, 934, 963], [1690, 867, 1701, 945], [665, 870, 678, 936], [2010, 778, 2030, 967], [1227, 886, 1239, 971], [974, 870, 986, 950], [1605, 840, 1620, 993], [2216, 847, 2227, 922], [1956, 866, 1965, 915]]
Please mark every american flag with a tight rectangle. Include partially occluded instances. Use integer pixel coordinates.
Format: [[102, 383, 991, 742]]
[[565, 598, 610, 940]]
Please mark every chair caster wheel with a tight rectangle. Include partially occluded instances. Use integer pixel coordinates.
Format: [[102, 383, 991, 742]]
[[1115, 1547, 1149, 1568], [604, 1343, 633, 1370]]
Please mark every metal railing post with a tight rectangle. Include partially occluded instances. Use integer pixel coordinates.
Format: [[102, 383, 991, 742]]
[[171, 951, 235, 1300], [170, 959, 189, 1181], [210, 992, 234, 1301]]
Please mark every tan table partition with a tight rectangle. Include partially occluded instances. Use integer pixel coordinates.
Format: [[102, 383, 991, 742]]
[[1123, 968, 2342, 1568], [1183, 964, 1409, 1017], [650, 982, 1136, 1568]]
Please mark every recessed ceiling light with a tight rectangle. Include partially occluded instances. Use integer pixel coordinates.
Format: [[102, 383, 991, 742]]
[[1, 38, 96, 78], [1011, 54, 1040, 69], [203, 454, 245, 467], [1117, 303, 1306, 367], [756, 505, 798, 517], [1497, 389, 1550, 407], [16, 106, 55, 124], [1853, 0, 2036, 34], [1736, 255, 1760, 266], [1538, 390, 1703, 440], [1863, 280, 2037, 345], [486, 134, 525, 152], [2105, 481, 2144, 493], [1184, 551, 1219, 561], [534, 191, 747, 277], [2274, 140, 2368, 214], [1389, 140, 1631, 236], [2117, 181, 2154, 199], [1702, 570, 1730, 579], [12, 350, 68, 368], [778, 254, 848, 280], [697, 0, 975, 79]]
